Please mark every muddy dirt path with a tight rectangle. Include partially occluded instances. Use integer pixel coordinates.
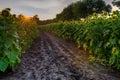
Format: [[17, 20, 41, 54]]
[[0, 31, 120, 80]]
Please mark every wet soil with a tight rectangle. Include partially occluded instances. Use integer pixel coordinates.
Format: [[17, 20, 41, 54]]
[[0, 31, 120, 80]]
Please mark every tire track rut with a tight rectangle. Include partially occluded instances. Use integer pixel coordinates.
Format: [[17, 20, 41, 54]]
[[0, 31, 82, 80], [0, 31, 120, 80]]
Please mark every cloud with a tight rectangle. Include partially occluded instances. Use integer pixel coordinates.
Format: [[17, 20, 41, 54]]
[[0, 0, 116, 20], [0, 0, 80, 20]]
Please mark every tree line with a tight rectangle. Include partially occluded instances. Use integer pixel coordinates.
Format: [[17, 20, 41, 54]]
[[56, 0, 112, 21], [112, 0, 120, 8], [39, 0, 120, 25]]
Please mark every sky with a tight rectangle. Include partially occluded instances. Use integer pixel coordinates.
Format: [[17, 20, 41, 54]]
[[0, 0, 119, 20]]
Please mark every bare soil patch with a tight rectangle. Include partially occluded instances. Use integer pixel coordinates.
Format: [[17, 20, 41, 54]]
[[0, 31, 120, 80]]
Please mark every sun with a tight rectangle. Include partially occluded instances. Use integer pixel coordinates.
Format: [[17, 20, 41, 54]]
[[23, 15, 31, 22]]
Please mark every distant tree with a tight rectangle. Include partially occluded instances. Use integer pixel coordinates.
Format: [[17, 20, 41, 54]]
[[18, 14, 26, 22], [112, 0, 120, 8], [104, 4, 112, 12], [32, 14, 39, 23], [72, 1, 88, 19], [56, 0, 112, 21], [73, 0, 112, 18], [56, 4, 74, 21]]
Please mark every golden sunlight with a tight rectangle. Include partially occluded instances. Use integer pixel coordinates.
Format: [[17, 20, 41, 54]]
[[23, 15, 30, 21]]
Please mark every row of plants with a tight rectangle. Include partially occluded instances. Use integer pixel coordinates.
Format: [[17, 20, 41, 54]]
[[41, 11, 120, 70], [0, 8, 39, 72]]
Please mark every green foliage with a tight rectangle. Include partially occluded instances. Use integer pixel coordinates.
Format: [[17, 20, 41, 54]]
[[42, 11, 120, 70], [0, 8, 39, 72], [56, 0, 112, 21], [0, 59, 8, 72], [56, 4, 75, 21], [112, 0, 120, 8]]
